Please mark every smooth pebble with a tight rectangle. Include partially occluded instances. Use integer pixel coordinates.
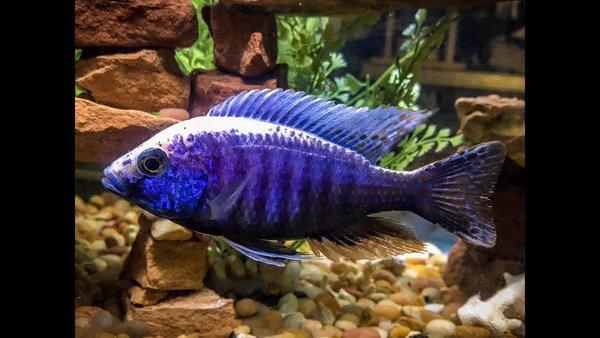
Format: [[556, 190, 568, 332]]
[[283, 312, 305, 329], [424, 319, 456, 338], [423, 304, 444, 314], [335, 319, 357, 331], [235, 299, 258, 318], [342, 327, 380, 338], [265, 310, 283, 330], [389, 325, 411, 338], [280, 293, 300, 314], [372, 269, 396, 284], [338, 289, 357, 303], [234, 325, 252, 334], [298, 298, 316, 317], [339, 313, 360, 325], [301, 319, 323, 331]]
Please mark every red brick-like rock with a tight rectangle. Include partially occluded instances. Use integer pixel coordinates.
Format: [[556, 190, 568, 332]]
[[124, 214, 208, 290], [206, 2, 277, 77], [124, 288, 240, 337], [75, 49, 190, 112], [75, 0, 198, 48], [75, 98, 178, 163], [188, 66, 287, 117]]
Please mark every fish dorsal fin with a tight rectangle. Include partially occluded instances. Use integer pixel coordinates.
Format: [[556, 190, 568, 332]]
[[207, 89, 430, 163]]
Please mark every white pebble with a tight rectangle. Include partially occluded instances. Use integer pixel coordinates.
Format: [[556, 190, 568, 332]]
[[279, 293, 299, 314], [92, 258, 108, 272], [338, 289, 357, 303], [424, 319, 456, 338], [378, 320, 394, 331], [374, 327, 388, 338], [151, 219, 192, 241], [98, 254, 122, 269], [282, 312, 304, 329], [424, 303, 444, 313]]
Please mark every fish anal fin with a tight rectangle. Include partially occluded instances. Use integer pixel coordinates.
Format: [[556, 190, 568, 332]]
[[307, 216, 425, 262]]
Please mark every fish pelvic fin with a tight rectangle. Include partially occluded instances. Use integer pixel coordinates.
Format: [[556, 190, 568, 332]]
[[410, 141, 505, 247], [307, 216, 425, 262], [220, 236, 312, 267]]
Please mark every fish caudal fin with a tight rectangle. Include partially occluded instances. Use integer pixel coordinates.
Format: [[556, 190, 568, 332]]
[[412, 141, 505, 247]]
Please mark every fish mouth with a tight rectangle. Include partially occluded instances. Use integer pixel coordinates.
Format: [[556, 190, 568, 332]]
[[102, 167, 127, 197]]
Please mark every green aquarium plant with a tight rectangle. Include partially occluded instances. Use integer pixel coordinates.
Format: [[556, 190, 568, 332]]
[[174, 0, 218, 75], [380, 124, 463, 171], [75, 49, 86, 97], [278, 10, 462, 169]]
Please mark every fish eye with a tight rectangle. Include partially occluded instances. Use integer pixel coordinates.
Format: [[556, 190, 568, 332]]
[[137, 148, 169, 176]]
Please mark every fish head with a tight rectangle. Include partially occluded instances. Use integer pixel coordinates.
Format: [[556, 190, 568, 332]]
[[102, 133, 209, 220]]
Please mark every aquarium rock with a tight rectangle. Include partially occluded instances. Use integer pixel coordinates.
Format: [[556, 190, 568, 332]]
[[128, 286, 168, 306], [124, 288, 240, 337], [125, 214, 208, 290], [443, 239, 524, 299], [158, 108, 190, 121], [75, 98, 178, 163], [187, 68, 286, 118], [75, 0, 198, 48], [457, 273, 524, 335], [456, 95, 525, 167], [205, 2, 277, 77], [443, 112, 524, 297], [75, 49, 190, 112]]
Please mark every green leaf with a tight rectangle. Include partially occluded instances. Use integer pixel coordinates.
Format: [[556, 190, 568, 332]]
[[437, 128, 451, 137], [75, 49, 82, 62], [417, 142, 435, 156], [449, 134, 464, 146], [173, 0, 217, 75], [381, 123, 463, 171], [422, 125, 437, 139], [75, 84, 85, 97], [434, 141, 449, 152]]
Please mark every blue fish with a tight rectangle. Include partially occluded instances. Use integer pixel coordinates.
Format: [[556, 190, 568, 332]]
[[102, 89, 505, 266]]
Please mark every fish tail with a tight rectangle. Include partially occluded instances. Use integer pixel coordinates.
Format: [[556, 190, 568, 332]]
[[409, 141, 505, 247]]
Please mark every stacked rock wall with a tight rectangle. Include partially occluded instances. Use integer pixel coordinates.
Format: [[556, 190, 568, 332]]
[[74, 0, 287, 164], [122, 214, 241, 337]]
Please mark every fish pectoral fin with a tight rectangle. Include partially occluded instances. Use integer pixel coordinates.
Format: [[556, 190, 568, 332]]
[[306, 216, 425, 262], [207, 168, 258, 221], [220, 236, 312, 267]]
